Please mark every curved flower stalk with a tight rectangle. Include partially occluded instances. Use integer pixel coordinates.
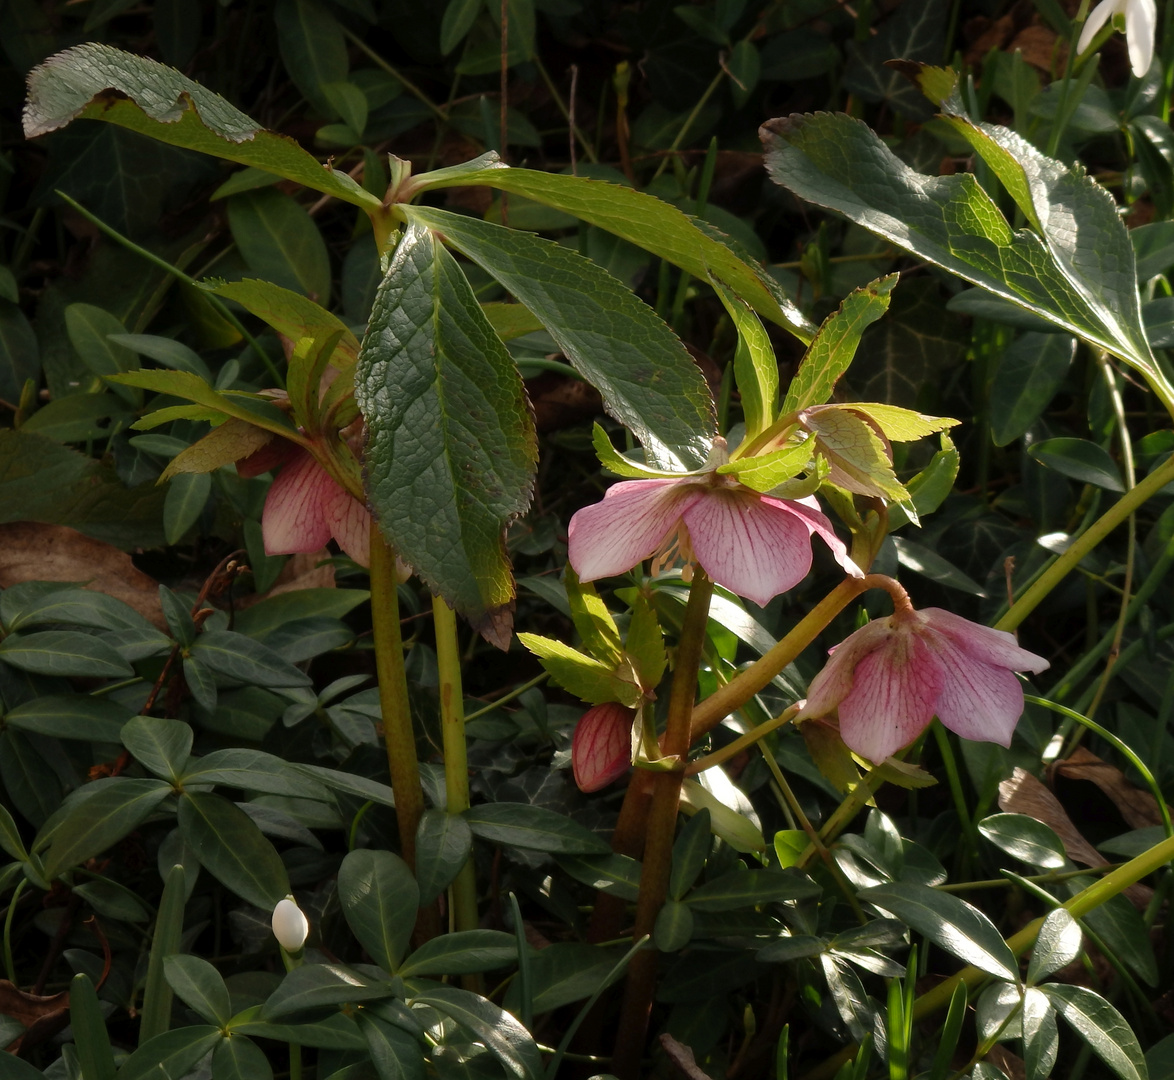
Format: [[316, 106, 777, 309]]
[[1078, 0, 1156, 77], [800, 593, 1050, 762], [568, 474, 860, 607]]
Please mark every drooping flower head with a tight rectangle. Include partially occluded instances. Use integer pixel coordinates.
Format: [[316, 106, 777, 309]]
[[800, 604, 1049, 762], [568, 474, 860, 607], [238, 440, 372, 567], [1078, 0, 1156, 77]]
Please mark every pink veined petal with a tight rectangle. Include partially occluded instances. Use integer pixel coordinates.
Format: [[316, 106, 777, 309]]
[[837, 632, 942, 762], [1126, 0, 1156, 76], [927, 639, 1027, 747], [800, 619, 898, 720], [572, 703, 634, 792], [919, 608, 1050, 674], [238, 438, 298, 479], [681, 488, 814, 607], [568, 479, 698, 582], [323, 483, 373, 567], [770, 495, 863, 579], [1077, 0, 1117, 54], [262, 449, 335, 555]]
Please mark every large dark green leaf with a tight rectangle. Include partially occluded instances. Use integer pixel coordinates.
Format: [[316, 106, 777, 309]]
[[398, 931, 517, 978], [464, 804, 610, 855], [502, 942, 628, 1015], [227, 189, 331, 302], [71, 973, 117, 1080], [0, 630, 133, 679], [402, 204, 714, 470], [177, 791, 290, 909], [859, 882, 1017, 980], [685, 868, 821, 911], [180, 748, 330, 800], [164, 954, 232, 1026], [274, 0, 348, 118], [122, 716, 193, 782], [411, 987, 542, 1080], [337, 848, 419, 973], [411, 158, 815, 341], [211, 1034, 273, 1080], [23, 44, 380, 211], [5, 695, 131, 742], [989, 333, 1075, 446], [761, 112, 1167, 396], [188, 632, 312, 689], [358, 1013, 426, 1080], [355, 222, 536, 644], [41, 778, 172, 880], [415, 808, 473, 906], [118, 1027, 222, 1080], [261, 963, 395, 1021]]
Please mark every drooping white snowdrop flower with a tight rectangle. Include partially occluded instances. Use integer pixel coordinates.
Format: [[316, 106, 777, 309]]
[[272, 897, 310, 952], [1078, 0, 1157, 79]]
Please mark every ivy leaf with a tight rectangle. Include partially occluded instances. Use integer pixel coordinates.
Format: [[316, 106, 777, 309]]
[[23, 44, 381, 211], [355, 223, 536, 646]]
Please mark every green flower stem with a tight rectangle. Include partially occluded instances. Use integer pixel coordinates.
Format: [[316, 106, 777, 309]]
[[612, 570, 715, 1079], [432, 596, 480, 946], [803, 830, 1174, 1080], [342, 30, 448, 123], [3, 878, 28, 984], [684, 704, 801, 774], [368, 529, 428, 891], [995, 452, 1174, 633], [689, 575, 872, 742], [54, 191, 283, 387]]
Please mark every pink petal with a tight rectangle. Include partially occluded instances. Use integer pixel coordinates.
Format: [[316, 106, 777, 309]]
[[573, 703, 634, 792], [837, 632, 942, 761], [681, 488, 816, 607], [323, 483, 372, 567], [800, 619, 896, 720], [238, 438, 297, 479], [925, 641, 1027, 747], [262, 449, 335, 555], [778, 496, 863, 578], [920, 609, 1050, 674], [568, 479, 698, 582]]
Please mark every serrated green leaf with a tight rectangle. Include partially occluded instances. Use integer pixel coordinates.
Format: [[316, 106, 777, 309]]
[[177, 790, 290, 909], [203, 279, 360, 359], [718, 438, 813, 493], [590, 423, 683, 479], [116, 369, 298, 438], [23, 44, 381, 211], [563, 567, 623, 665], [161, 419, 273, 480], [780, 275, 897, 415], [411, 162, 816, 341], [337, 848, 418, 973], [859, 882, 1017, 980], [844, 403, 958, 442], [712, 278, 776, 439], [1042, 984, 1147, 1080], [414, 808, 474, 907], [762, 113, 1167, 397], [624, 593, 666, 691], [516, 633, 637, 706], [402, 204, 714, 469], [355, 222, 536, 644], [887, 432, 958, 530]]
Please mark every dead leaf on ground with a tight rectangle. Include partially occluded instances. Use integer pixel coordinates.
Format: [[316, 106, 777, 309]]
[[1009, 24, 1068, 75], [0, 523, 164, 629], [1051, 746, 1166, 831], [999, 768, 1152, 908], [659, 1033, 717, 1080], [987, 1044, 1026, 1080], [0, 981, 69, 1053]]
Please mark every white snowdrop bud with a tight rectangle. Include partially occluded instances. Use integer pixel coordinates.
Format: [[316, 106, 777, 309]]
[[272, 897, 309, 952]]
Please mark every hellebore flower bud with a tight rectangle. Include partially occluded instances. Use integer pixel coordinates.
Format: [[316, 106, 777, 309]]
[[272, 896, 310, 952]]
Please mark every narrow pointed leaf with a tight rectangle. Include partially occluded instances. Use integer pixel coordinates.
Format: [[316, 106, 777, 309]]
[[23, 44, 381, 211], [465, 804, 610, 854], [122, 716, 193, 782], [71, 973, 116, 1080], [398, 931, 518, 977], [356, 222, 536, 645], [140, 864, 186, 1044], [712, 279, 776, 439]]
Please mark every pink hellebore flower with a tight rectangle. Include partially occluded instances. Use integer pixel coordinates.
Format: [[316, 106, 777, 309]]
[[238, 441, 371, 568], [567, 477, 860, 607], [573, 702, 634, 792], [800, 607, 1049, 763]]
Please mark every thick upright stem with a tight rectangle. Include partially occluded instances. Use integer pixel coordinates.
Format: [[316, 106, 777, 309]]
[[369, 527, 426, 873], [432, 596, 480, 942], [612, 572, 714, 1078]]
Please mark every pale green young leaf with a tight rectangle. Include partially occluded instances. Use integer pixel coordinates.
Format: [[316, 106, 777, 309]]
[[590, 424, 685, 479], [845, 403, 958, 442], [516, 633, 640, 707], [711, 278, 777, 439], [161, 418, 273, 481], [717, 437, 812, 493], [564, 567, 623, 666]]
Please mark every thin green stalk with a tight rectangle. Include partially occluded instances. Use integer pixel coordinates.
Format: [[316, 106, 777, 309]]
[[932, 724, 980, 874], [685, 704, 800, 774], [465, 671, 549, 723], [650, 70, 724, 182], [342, 30, 447, 122], [369, 528, 427, 878], [55, 191, 282, 387], [534, 58, 598, 164], [4, 878, 28, 984], [613, 571, 714, 1079], [432, 596, 480, 945], [996, 452, 1174, 632]]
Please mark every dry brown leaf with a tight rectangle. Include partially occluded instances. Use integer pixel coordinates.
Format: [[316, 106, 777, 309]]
[[0, 523, 165, 630], [999, 767, 1151, 908], [659, 1033, 716, 1080], [0, 981, 69, 1053], [1051, 747, 1166, 831], [1009, 24, 1068, 75], [987, 1045, 1026, 1080]]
